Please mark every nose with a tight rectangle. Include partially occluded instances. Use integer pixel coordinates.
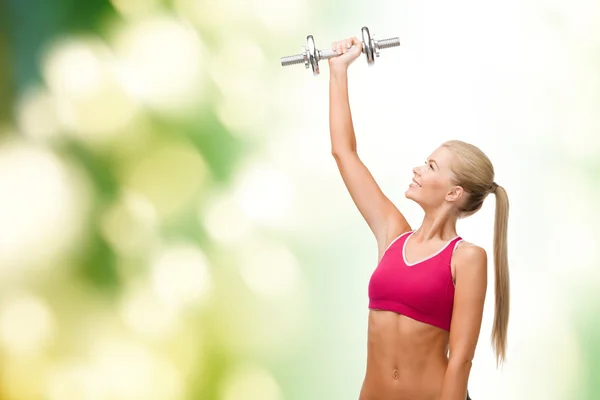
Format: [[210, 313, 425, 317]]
[[412, 166, 421, 176]]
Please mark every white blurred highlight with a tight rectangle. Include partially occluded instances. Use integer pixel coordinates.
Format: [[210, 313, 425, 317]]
[[236, 237, 302, 300], [262, 130, 349, 230], [219, 364, 283, 400], [175, 0, 304, 32], [42, 37, 139, 143], [0, 141, 89, 271], [120, 282, 180, 339], [43, 40, 105, 100], [202, 191, 253, 245], [46, 361, 99, 400], [217, 237, 310, 358], [151, 243, 212, 311], [173, 0, 252, 29], [211, 35, 270, 135], [91, 339, 183, 399], [0, 293, 55, 355], [251, 0, 307, 32], [233, 161, 295, 228], [47, 341, 183, 400], [265, 128, 333, 175], [17, 87, 62, 141], [100, 190, 159, 257], [113, 16, 205, 115]]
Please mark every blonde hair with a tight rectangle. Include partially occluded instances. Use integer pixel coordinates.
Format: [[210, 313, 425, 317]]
[[441, 140, 510, 367]]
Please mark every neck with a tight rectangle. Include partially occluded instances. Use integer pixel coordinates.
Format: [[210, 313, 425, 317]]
[[415, 206, 458, 241]]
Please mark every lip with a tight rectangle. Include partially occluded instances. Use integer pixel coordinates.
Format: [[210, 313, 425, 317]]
[[412, 178, 421, 187]]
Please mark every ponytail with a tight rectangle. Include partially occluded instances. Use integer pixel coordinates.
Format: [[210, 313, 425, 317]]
[[491, 184, 510, 366]]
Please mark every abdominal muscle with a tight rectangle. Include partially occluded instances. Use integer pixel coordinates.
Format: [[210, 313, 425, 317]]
[[359, 310, 450, 400]]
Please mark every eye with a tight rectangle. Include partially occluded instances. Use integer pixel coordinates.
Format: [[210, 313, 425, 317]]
[[425, 160, 434, 170]]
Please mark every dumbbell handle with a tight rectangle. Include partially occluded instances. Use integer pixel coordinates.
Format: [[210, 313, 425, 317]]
[[321, 37, 401, 59], [281, 37, 400, 66]]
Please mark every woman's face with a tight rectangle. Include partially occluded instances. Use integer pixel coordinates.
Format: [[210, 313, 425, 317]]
[[405, 146, 461, 209]]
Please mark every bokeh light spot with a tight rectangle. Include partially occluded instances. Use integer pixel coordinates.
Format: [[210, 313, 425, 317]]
[[236, 237, 301, 300], [0, 141, 89, 271], [16, 87, 62, 142], [0, 293, 56, 356], [151, 243, 212, 311], [119, 141, 209, 219], [201, 190, 253, 246], [100, 190, 159, 257], [219, 364, 283, 400], [233, 161, 295, 228], [113, 15, 206, 115], [90, 339, 183, 399], [42, 37, 140, 143], [120, 281, 180, 339]]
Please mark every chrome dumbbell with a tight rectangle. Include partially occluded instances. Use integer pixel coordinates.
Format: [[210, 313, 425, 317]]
[[280, 26, 400, 76]]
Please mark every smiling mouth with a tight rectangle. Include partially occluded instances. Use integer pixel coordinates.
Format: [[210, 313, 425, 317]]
[[412, 179, 421, 187]]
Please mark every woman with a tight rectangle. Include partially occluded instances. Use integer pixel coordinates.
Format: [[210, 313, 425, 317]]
[[328, 37, 510, 400]]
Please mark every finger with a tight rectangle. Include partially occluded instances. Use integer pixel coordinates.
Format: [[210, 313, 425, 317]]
[[346, 38, 354, 52], [346, 38, 356, 52], [350, 37, 362, 52]]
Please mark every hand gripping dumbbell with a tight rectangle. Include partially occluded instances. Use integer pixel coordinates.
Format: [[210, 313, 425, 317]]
[[280, 26, 400, 76]]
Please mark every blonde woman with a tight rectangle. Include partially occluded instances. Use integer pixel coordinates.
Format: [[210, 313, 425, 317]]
[[328, 37, 510, 400]]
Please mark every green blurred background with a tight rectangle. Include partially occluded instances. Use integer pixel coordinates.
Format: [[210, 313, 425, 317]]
[[0, 0, 598, 399]]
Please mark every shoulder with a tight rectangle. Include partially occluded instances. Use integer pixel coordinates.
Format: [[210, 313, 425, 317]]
[[454, 241, 487, 269], [452, 242, 487, 294]]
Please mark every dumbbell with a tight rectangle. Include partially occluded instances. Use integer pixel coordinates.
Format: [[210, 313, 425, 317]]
[[280, 26, 400, 76]]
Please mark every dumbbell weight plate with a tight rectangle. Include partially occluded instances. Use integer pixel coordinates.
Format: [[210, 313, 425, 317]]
[[306, 35, 319, 75], [362, 26, 375, 64]]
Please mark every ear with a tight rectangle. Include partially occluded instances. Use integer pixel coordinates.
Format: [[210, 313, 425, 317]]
[[445, 185, 464, 203]]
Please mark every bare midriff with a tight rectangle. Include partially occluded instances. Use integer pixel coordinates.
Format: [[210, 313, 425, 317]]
[[358, 309, 450, 400]]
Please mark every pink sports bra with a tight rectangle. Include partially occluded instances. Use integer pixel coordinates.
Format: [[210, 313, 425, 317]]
[[368, 231, 463, 332]]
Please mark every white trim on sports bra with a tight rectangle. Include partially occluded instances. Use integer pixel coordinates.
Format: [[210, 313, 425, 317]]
[[383, 230, 412, 254], [402, 231, 461, 267]]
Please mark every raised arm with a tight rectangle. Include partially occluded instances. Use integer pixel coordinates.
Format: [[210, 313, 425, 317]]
[[328, 37, 411, 257]]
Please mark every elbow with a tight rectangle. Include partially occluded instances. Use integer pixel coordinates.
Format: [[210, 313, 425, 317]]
[[331, 150, 353, 160], [331, 147, 357, 159], [447, 355, 473, 372]]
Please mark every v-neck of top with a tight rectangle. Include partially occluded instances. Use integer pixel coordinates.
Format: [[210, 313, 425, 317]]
[[402, 231, 460, 267]]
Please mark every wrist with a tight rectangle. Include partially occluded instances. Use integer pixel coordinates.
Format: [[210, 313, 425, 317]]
[[330, 67, 348, 82], [330, 65, 348, 77]]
